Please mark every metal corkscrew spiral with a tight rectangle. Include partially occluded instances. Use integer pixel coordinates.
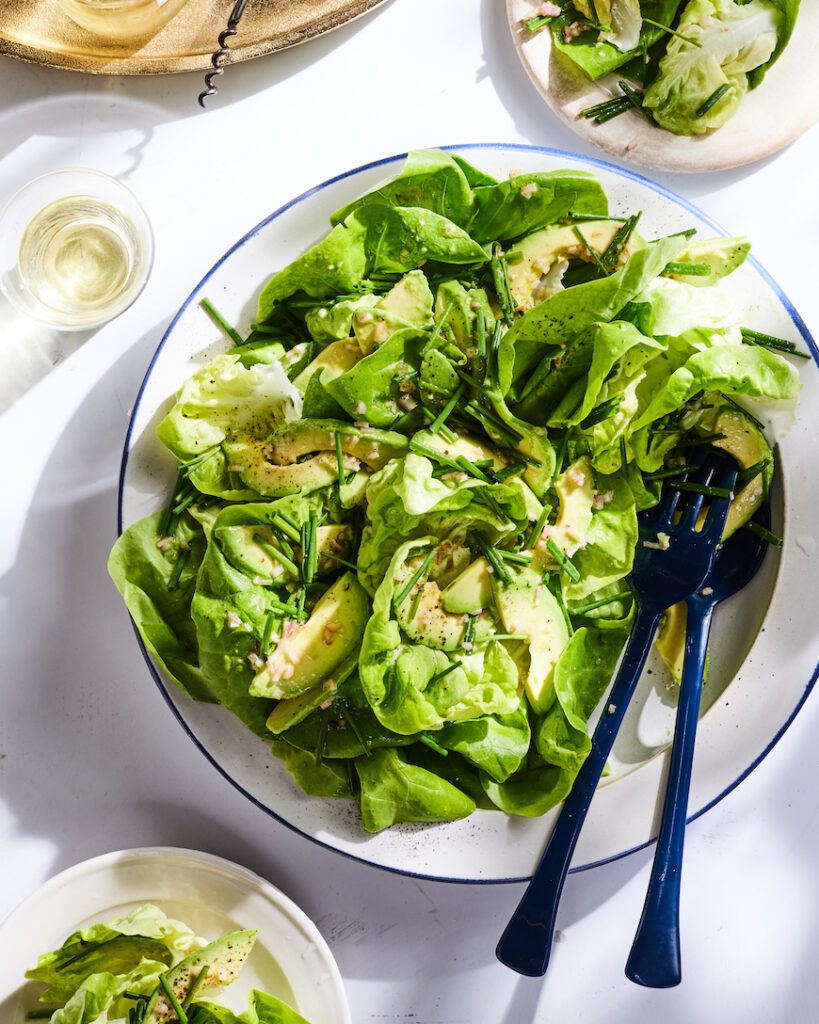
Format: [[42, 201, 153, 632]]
[[198, 0, 250, 108]]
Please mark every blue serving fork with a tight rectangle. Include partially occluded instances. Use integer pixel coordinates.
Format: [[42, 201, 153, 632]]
[[496, 455, 739, 978], [625, 510, 771, 988]]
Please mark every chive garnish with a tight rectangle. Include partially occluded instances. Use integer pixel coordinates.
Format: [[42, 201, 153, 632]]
[[272, 513, 301, 543], [263, 542, 299, 578], [581, 395, 622, 428], [554, 432, 568, 475], [430, 382, 466, 434], [26, 1013, 56, 1020], [475, 533, 513, 584], [643, 16, 702, 47], [498, 549, 532, 566], [428, 660, 462, 686], [723, 394, 767, 432], [394, 550, 436, 609], [314, 712, 328, 765], [675, 432, 727, 448], [741, 328, 810, 359], [601, 212, 641, 271], [581, 96, 631, 119], [159, 976, 188, 1024], [183, 965, 210, 1009], [260, 611, 276, 653], [339, 705, 371, 756], [572, 589, 633, 616], [696, 83, 730, 117], [419, 733, 449, 756], [295, 587, 306, 620], [168, 549, 190, 591], [431, 301, 454, 340], [306, 510, 318, 583], [546, 539, 581, 582], [437, 421, 458, 443], [569, 212, 628, 223], [747, 521, 783, 548], [644, 464, 697, 481], [476, 307, 487, 361], [325, 551, 358, 571], [620, 435, 629, 468], [527, 504, 553, 549], [595, 100, 633, 125], [664, 261, 712, 277], [464, 401, 523, 446], [493, 462, 527, 483], [663, 227, 698, 240], [672, 481, 733, 499], [572, 225, 609, 277], [736, 457, 771, 491], [275, 510, 300, 532], [491, 243, 515, 325], [617, 80, 652, 121], [200, 297, 244, 346]]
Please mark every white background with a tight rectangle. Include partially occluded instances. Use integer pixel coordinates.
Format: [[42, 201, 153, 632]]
[[1, 2, 818, 1021]]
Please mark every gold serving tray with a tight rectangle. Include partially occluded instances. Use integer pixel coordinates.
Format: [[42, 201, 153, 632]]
[[0, 0, 387, 75]]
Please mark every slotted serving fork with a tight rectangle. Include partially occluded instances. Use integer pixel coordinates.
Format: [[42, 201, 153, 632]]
[[496, 454, 739, 978]]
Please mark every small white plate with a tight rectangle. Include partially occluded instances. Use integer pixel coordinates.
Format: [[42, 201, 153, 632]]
[[506, 0, 819, 172], [119, 144, 819, 883], [0, 847, 350, 1024]]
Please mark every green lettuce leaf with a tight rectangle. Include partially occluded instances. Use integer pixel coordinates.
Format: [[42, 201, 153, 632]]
[[438, 700, 530, 783], [643, 0, 782, 135], [271, 740, 353, 798], [48, 961, 166, 1024], [356, 748, 476, 832], [564, 474, 638, 601]]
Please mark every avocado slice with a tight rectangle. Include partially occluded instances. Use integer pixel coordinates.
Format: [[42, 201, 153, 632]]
[[251, 573, 369, 699], [223, 440, 341, 497], [655, 601, 686, 685], [690, 394, 773, 538], [142, 929, 257, 1024], [492, 573, 570, 714], [416, 429, 508, 472], [219, 523, 354, 583], [265, 418, 408, 470], [354, 270, 434, 353], [507, 221, 641, 311], [666, 237, 750, 288], [441, 557, 493, 614], [433, 281, 494, 351], [293, 338, 362, 393], [396, 578, 468, 651], [532, 458, 595, 571]]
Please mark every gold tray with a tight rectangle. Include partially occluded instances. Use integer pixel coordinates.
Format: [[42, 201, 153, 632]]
[[0, 0, 388, 75]]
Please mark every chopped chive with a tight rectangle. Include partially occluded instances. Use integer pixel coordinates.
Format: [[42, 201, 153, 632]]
[[431, 301, 454, 339], [123, 992, 146, 1001], [620, 435, 629, 468], [200, 297, 244, 346], [696, 83, 730, 117], [644, 464, 697, 481], [296, 587, 306, 620], [172, 489, 197, 517], [457, 454, 491, 482], [498, 549, 532, 566], [617, 80, 652, 122], [475, 533, 513, 585], [493, 462, 526, 483], [747, 521, 783, 548], [601, 212, 641, 271], [394, 550, 436, 609], [663, 227, 698, 240], [275, 510, 300, 531], [675, 432, 727, 447], [643, 16, 702, 47], [272, 513, 301, 544], [430, 382, 466, 434], [339, 705, 371, 756], [464, 401, 523, 446], [159, 976, 188, 1024], [491, 243, 515, 325], [463, 614, 477, 650], [26, 1014, 57, 1020], [664, 261, 712, 277], [546, 539, 581, 582], [454, 365, 489, 393], [581, 96, 632, 119], [491, 633, 530, 640], [595, 100, 633, 125], [723, 394, 767, 432], [314, 711, 328, 765], [572, 589, 633, 615], [554, 432, 568, 474], [325, 551, 358, 572], [569, 212, 628, 223], [260, 611, 276, 653], [437, 421, 458, 443], [428, 660, 462, 686], [572, 225, 609, 277], [168, 549, 190, 591], [183, 965, 210, 1009], [527, 504, 553, 549], [476, 307, 487, 360], [737, 457, 771, 491], [261, 541, 299, 578], [741, 328, 810, 359], [419, 733, 449, 756], [581, 395, 622, 428], [306, 510, 318, 583], [672, 481, 733, 499]]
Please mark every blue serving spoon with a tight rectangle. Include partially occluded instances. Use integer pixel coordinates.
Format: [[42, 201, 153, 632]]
[[496, 454, 739, 978], [625, 508, 772, 988]]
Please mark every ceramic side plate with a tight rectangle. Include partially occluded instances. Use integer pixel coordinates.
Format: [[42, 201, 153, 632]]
[[119, 144, 819, 883], [506, 0, 819, 172], [0, 847, 350, 1024]]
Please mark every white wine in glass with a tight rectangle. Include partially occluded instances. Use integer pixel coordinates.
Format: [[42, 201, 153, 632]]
[[57, 0, 190, 41]]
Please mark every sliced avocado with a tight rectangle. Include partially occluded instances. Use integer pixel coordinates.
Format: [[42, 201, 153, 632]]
[[339, 469, 370, 508], [142, 929, 257, 1024], [492, 573, 570, 714], [666, 236, 751, 288], [266, 683, 329, 734], [223, 439, 341, 497], [221, 522, 355, 584], [433, 281, 494, 351], [396, 579, 467, 651], [532, 458, 595, 571], [506, 220, 641, 311], [354, 270, 434, 353], [655, 601, 686, 685], [265, 418, 408, 470], [251, 573, 369, 699], [292, 338, 362, 393], [416, 429, 507, 472], [441, 557, 493, 614], [690, 393, 773, 538]]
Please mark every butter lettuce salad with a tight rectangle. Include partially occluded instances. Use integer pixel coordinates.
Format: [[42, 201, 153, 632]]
[[24, 904, 309, 1023], [525, 0, 800, 136], [110, 150, 803, 833]]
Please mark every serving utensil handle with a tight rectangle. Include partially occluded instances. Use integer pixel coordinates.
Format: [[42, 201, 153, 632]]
[[496, 608, 661, 977], [625, 598, 714, 988]]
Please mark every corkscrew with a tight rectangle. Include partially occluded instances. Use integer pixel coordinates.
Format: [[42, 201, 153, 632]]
[[198, 0, 250, 108]]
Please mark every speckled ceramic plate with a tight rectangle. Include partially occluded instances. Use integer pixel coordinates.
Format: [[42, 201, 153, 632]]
[[0, 0, 387, 75], [506, 0, 819, 172], [119, 144, 819, 882], [0, 847, 350, 1024]]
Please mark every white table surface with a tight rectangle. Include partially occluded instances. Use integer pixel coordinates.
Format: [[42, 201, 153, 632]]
[[1, 2, 818, 1021]]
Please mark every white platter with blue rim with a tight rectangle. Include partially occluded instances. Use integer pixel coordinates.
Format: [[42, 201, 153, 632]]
[[0, 847, 350, 1024], [119, 144, 819, 883]]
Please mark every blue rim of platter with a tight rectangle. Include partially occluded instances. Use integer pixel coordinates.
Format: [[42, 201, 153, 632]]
[[117, 143, 819, 885]]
